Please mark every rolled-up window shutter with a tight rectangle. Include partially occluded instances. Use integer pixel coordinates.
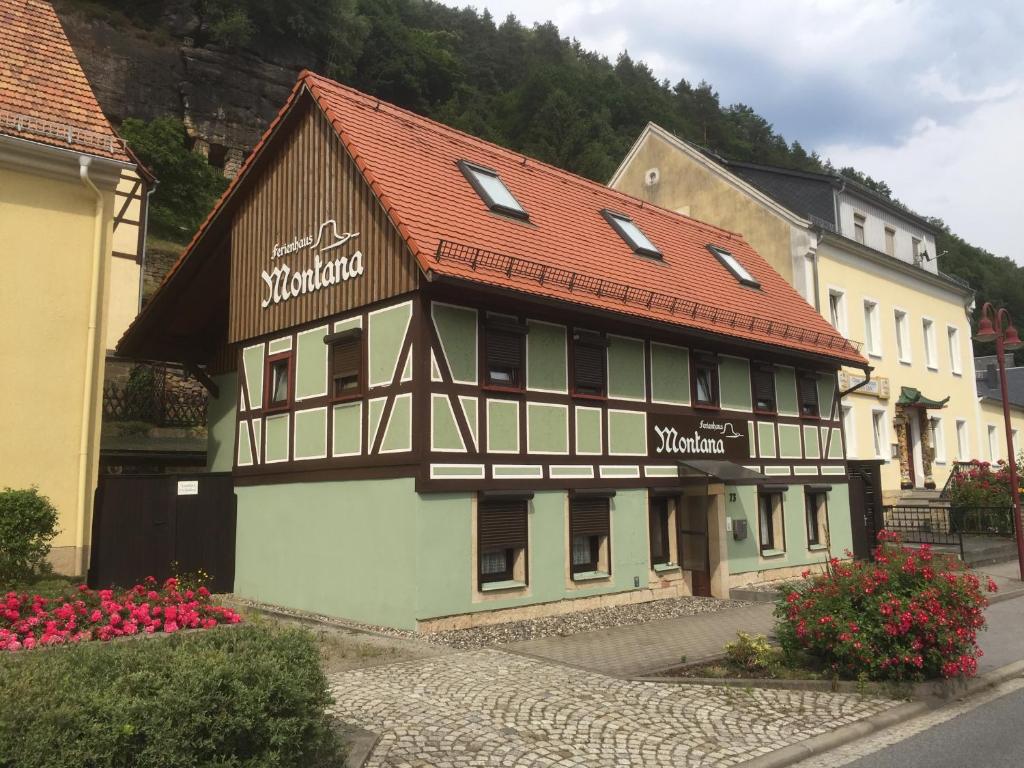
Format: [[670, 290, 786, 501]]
[[478, 500, 528, 551], [570, 497, 609, 537], [333, 339, 360, 377], [574, 342, 605, 394], [799, 375, 819, 414], [753, 368, 775, 410], [487, 330, 522, 368]]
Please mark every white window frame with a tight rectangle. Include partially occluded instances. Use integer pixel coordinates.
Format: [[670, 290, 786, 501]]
[[853, 211, 866, 244], [922, 317, 937, 371], [884, 226, 896, 257], [894, 308, 911, 364], [863, 298, 882, 358], [1014, 429, 1020, 461], [841, 403, 856, 457], [947, 325, 962, 375], [988, 425, 999, 462], [956, 419, 969, 461], [827, 287, 847, 335], [930, 415, 946, 464], [872, 408, 888, 460]]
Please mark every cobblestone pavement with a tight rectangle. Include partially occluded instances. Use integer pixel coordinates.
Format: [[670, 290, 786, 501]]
[[328, 650, 898, 767]]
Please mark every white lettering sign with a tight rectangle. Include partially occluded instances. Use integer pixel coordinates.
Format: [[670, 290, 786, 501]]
[[261, 219, 365, 309], [652, 420, 744, 456], [177, 480, 199, 496]]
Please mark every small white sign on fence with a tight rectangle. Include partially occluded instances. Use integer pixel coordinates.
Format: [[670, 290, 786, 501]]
[[177, 480, 199, 496]]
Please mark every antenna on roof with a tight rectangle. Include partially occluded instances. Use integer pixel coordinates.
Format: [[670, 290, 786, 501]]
[[374, 101, 381, 111], [521, 157, 527, 166]]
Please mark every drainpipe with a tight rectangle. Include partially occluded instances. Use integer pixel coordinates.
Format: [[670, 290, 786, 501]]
[[75, 155, 107, 577], [136, 180, 156, 313], [839, 365, 873, 398]]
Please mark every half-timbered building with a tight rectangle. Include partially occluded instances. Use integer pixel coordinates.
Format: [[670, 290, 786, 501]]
[[118, 71, 869, 631]]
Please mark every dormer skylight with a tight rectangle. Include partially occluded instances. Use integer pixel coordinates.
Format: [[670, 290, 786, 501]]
[[601, 210, 661, 258], [457, 160, 528, 220], [708, 245, 760, 289]]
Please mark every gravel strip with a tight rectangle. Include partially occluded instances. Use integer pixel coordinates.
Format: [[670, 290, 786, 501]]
[[738, 580, 798, 593], [427, 596, 750, 650], [221, 596, 421, 641]]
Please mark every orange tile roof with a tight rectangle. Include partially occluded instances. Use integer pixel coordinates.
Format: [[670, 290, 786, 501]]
[[125, 71, 866, 367], [0, 0, 130, 162]]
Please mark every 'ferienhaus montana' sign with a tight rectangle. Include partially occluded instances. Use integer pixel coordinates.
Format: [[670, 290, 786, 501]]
[[649, 414, 750, 461], [261, 219, 365, 308]]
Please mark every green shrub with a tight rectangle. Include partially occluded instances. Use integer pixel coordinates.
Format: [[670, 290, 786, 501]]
[[724, 631, 782, 674], [0, 624, 344, 767], [0, 487, 59, 585]]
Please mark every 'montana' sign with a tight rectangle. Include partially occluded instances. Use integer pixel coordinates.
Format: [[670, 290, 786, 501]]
[[261, 219, 365, 308], [649, 414, 750, 461]]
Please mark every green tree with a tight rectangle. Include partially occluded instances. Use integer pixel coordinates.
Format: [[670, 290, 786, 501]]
[[119, 117, 228, 243]]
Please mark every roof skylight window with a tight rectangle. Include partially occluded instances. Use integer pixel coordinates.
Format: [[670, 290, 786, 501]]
[[708, 244, 760, 289], [457, 160, 528, 220], [601, 210, 661, 258]]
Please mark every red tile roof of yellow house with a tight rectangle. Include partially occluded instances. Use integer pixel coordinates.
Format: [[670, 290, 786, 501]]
[[0, 0, 130, 163], [123, 71, 866, 368]]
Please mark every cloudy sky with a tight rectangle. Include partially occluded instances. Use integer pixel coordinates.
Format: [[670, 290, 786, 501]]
[[442, 0, 1024, 262]]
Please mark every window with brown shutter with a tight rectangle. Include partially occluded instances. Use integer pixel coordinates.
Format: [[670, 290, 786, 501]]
[[478, 498, 529, 586], [485, 322, 526, 388], [752, 366, 776, 413], [330, 335, 362, 400], [570, 496, 610, 575], [572, 331, 606, 397], [799, 373, 819, 418]]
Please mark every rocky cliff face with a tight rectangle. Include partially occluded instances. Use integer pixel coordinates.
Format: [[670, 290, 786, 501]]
[[54, 1, 297, 176]]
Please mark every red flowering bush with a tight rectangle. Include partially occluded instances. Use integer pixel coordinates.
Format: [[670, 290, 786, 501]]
[[946, 459, 1017, 508], [0, 577, 240, 651], [775, 531, 996, 682]]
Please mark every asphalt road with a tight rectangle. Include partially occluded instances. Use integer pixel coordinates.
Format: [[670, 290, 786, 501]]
[[843, 683, 1024, 768]]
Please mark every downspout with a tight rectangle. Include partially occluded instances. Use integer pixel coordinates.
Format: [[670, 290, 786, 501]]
[[136, 180, 156, 313], [839, 365, 873, 399], [75, 156, 107, 577]]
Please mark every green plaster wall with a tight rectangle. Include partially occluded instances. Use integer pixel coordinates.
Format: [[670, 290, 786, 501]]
[[650, 343, 689, 404], [817, 373, 836, 419], [725, 483, 854, 576], [575, 406, 602, 454], [775, 368, 798, 416], [608, 410, 647, 455], [207, 372, 237, 472], [526, 321, 567, 393], [526, 402, 568, 454], [367, 398, 386, 449], [607, 336, 645, 400], [294, 408, 327, 460], [432, 394, 465, 452], [295, 325, 328, 400], [756, 421, 776, 459], [234, 479, 419, 629], [380, 394, 412, 452], [803, 425, 820, 459], [459, 396, 478, 450], [827, 427, 845, 459], [719, 356, 752, 411], [237, 421, 253, 466], [486, 399, 519, 453], [264, 414, 289, 462], [369, 302, 412, 388], [778, 424, 802, 458], [432, 303, 477, 384], [332, 402, 362, 456], [242, 344, 264, 410]]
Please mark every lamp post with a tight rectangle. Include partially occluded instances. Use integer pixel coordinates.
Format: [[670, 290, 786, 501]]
[[975, 302, 1024, 580]]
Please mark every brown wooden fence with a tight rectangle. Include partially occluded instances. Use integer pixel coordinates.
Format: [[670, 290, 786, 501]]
[[88, 473, 236, 593]]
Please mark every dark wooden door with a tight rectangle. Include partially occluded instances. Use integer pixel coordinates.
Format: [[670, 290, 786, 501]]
[[679, 496, 712, 597], [847, 460, 883, 559], [88, 474, 236, 592]]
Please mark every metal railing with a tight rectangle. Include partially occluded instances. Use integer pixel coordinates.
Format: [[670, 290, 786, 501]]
[[0, 108, 126, 156], [103, 364, 207, 428], [940, 461, 977, 500], [883, 503, 1016, 561], [434, 240, 861, 356]]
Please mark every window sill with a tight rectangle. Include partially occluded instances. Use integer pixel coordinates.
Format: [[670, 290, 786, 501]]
[[264, 404, 291, 415], [926, 365, 939, 372], [330, 393, 363, 404], [952, 371, 962, 377], [653, 562, 680, 574], [480, 579, 527, 593], [571, 392, 607, 402], [898, 359, 912, 367], [692, 403, 721, 412], [868, 352, 882, 360], [480, 384, 525, 395], [572, 570, 610, 582], [808, 544, 828, 552], [760, 548, 786, 559]]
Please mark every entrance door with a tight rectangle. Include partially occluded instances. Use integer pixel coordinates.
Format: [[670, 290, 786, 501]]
[[908, 411, 924, 488], [678, 496, 711, 597], [847, 460, 883, 559]]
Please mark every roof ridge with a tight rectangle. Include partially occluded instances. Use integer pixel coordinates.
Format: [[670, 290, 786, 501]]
[[301, 71, 749, 244]]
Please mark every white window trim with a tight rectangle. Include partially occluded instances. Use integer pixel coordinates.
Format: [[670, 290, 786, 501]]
[[863, 297, 882, 358], [930, 415, 946, 464], [922, 316, 937, 371], [884, 226, 896, 257], [893, 307, 911, 365], [827, 286, 848, 336], [1014, 429, 1020, 462], [872, 408, 888, 460], [988, 425, 999, 462], [853, 211, 867, 244], [956, 419, 969, 461], [947, 324, 963, 376], [841, 403, 856, 458]]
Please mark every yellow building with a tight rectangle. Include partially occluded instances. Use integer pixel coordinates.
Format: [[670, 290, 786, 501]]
[[975, 357, 1024, 465], [611, 124, 979, 501], [0, 0, 149, 574]]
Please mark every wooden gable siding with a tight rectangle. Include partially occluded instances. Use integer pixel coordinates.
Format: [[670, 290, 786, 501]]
[[228, 97, 419, 343]]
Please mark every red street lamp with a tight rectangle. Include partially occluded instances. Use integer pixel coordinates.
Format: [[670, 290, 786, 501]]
[[975, 302, 1024, 580]]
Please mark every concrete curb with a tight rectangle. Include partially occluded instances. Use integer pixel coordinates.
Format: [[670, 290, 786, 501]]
[[988, 586, 1024, 604], [733, 659, 1024, 768]]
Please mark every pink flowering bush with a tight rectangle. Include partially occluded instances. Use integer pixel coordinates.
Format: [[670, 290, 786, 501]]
[[775, 531, 996, 682], [0, 576, 240, 652]]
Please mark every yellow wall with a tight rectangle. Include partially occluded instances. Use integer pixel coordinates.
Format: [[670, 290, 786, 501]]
[[816, 240, 977, 496], [610, 129, 800, 287], [106, 169, 144, 349], [978, 399, 1024, 465], [0, 164, 116, 575]]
